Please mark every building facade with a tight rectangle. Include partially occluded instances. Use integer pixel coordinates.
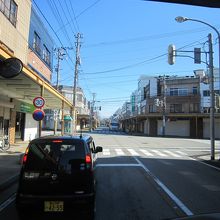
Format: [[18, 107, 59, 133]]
[[121, 73, 220, 139], [27, 7, 54, 83], [0, 1, 72, 144]]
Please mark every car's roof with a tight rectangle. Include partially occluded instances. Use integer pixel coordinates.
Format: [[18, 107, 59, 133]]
[[30, 135, 93, 143]]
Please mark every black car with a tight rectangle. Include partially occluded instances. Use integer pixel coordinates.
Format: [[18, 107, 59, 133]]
[[16, 135, 102, 219]]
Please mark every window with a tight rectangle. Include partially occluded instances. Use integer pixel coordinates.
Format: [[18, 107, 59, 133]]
[[203, 90, 210, 97], [189, 103, 199, 113], [170, 88, 178, 96], [170, 104, 182, 113], [149, 105, 156, 113], [178, 88, 188, 96], [33, 32, 41, 55], [170, 88, 188, 96], [77, 94, 83, 102], [43, 45, 51, 66], [192, 87, 198, 95], [0, 0, 17, 26]]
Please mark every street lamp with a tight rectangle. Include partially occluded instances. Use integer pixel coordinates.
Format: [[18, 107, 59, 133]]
[[176, 16, 219, 160]]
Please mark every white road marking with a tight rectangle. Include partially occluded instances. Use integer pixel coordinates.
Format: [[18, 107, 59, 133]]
[[139, 149, 153, 156], [0, 193, 16, 212], [176, 151, 187, 156], [115, 149, 125, 156], [151, 150, 167, 157], [95, 164, 141, 167], [127, 149, 139, 156], [163, 150, 181, 158], [102, 149, 110, 156], [134, 157, 193, 216]]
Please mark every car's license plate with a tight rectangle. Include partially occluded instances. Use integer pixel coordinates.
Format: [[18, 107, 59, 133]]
[[44, 201, 64, 212]]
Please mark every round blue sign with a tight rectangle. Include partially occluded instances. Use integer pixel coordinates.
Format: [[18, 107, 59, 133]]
[[33, 109, 45, 121]]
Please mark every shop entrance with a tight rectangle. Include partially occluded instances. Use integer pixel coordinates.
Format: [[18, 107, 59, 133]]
[[15, 112, 25, 140], [0, 117, 9, 137]]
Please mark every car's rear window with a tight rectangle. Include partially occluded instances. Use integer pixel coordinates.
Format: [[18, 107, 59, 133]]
[[24, 140, 86, 170]]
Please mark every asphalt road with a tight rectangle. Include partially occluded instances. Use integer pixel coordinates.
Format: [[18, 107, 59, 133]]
[[1, 129, 220, 220]]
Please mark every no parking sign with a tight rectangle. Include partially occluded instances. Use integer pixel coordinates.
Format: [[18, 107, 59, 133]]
[[33, 109, 45, 121]]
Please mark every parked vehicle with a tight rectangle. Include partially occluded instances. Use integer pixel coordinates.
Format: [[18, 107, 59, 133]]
[[16, 135, 102, 219]]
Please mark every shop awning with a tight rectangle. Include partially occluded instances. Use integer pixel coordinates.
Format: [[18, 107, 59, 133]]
[[0, 46, 73, 111]]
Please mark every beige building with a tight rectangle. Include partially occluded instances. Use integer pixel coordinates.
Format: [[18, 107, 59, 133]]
[[0, 0, 73, 144], [0, 0, 31, 64]]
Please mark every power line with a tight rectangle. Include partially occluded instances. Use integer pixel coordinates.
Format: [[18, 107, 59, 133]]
[[76, 0, 102, 18], [58, 0, 77, 36], [68, 0, 81, 33], [83, 27, 220, 49], [83, 54, 167, 75]]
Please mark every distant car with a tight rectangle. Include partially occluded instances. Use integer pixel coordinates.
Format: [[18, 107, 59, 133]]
[[109, 122, 119, 131], [16, 135, 102, 219]]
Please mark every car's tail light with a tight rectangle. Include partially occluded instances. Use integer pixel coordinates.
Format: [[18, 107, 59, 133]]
[[85, 154, 92, 170], [86, 154, 92, 163], [52, 140, 63, 143], [22, 147, 29, 164]]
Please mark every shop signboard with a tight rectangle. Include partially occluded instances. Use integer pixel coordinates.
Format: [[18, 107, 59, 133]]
[[16, 102, 35, 113]]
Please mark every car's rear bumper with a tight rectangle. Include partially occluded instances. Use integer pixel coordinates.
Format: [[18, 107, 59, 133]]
[[16, 192, 95, 211]]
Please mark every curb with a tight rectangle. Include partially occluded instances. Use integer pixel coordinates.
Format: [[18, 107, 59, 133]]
[[0, 174, 19, 191]]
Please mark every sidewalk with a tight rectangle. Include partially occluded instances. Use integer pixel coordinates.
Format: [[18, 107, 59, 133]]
[[0, 140, 29, 191], [193, 153, 220, 169]]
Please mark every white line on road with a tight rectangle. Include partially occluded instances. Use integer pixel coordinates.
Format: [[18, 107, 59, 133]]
[[163, 150, 181, 158], [151, 150, 167, 157], [95, 164, 141, 167], [127, 149, 139, 156], [175, 151, 187, 156], [134, 157, 193, 216], [115, 149, 125, 156], [139, 149, 153, 157], [0, 193, 16, 212], [102, 149, 110, 156]]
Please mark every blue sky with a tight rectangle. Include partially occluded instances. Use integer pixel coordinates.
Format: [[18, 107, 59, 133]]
[[34, 0, 220, 118]]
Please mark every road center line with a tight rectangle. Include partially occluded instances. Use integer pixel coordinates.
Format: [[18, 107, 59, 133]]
[[134, 157, 193, 216]]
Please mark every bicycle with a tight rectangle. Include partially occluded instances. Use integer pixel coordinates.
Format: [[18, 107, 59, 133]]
[[0, 135, 10, 152]]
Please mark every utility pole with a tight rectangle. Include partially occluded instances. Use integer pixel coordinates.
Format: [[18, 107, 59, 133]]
[[72, 33, 82, 134], [54, 47, 66, 90], [208, 33, 215, 160], [90, 93, 96, 131], [162, 76, 167, 137]]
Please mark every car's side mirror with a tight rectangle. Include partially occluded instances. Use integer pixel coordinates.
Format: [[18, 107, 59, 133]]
[[95, 146, 103, 153]]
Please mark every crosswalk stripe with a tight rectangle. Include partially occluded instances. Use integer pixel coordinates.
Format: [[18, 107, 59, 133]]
[[175, 151, 187, 156], [151, 150, 167, 157], [127, 149, 139, 156], [100, 148, 187, 158], [163, 150, 181, 158], [115, 149, 125, 156], [139, 149, 153, 156], [103, 149, 110, 156]]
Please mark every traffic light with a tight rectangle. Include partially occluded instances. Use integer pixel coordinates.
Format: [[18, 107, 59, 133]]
[[194, 48, 201, 64], [168, 44, 176, 65], [144, 0, 220, 8]]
